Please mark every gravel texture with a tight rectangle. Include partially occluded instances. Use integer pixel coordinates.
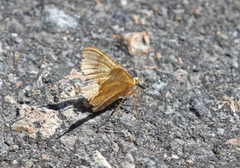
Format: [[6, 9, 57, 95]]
[[1, 0, 240, 167]]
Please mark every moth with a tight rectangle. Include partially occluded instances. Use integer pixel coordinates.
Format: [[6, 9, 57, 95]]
[[81, 46, 141, 118]]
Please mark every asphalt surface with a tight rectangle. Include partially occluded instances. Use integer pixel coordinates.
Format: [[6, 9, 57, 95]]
[[1, 0, 240, 167]]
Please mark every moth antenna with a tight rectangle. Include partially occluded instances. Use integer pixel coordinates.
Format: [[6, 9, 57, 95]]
[[133, 89, 138, 119], [137, 66, 140, 79]]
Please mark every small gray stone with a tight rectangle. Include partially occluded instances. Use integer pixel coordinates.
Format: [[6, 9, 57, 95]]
[[0, 64, 7, 75], [0, 78, 3, 89], [8, 73, 18, 84], [10, 33, 23, 45], [42, 7, 78, 33], [11, 145, 19, 151], [4, 95, 16, 104], [229, 57, 238, 68], [217, 128, 224, 135], [5, 18, 24, 33], [159, 6, 168, 18], [156, 16, 165, 29], [189, 89, 212, 119]]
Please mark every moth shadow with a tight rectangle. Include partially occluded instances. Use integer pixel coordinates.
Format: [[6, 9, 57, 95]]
[[45, 96, 123, 114], [45, 97, 90, 113], [57, 110, 105, 139], [46, 97, 124, 138]]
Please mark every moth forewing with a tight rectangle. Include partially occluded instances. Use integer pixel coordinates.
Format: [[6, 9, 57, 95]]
[[90, 82, 130, 105], [99, 68, 134, 92], [92, 91, 124, 112], [82, 47, 118, 69], [81, 46, 141, 118]]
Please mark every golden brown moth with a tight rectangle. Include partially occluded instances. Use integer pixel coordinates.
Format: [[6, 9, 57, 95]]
[[81, 46, 141, 118]]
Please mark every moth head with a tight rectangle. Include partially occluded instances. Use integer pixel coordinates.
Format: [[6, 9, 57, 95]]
[[133, 77, 140, 85]]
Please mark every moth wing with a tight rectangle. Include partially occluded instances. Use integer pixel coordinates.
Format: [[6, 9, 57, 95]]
[[81, 81, 100, 100], [99, 67, 134, 91], [90, 81, 132, 112], [92, 90, 125, 112], [81, 46, 119, 82], [81, 47, 120, 100], [91, 67, 135, 108]]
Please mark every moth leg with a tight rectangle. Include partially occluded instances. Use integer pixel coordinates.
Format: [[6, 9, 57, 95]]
[[110, 94, 128, 119], [133, 87, 142, 119], [128, 87, 141, 106], [136, 87, 142, 107], [128, 87, 141, 119], [111, 87, 140, 119]]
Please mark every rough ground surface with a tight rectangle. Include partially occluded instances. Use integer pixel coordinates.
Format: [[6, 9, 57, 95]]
[[1, 0, 240, 167]]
